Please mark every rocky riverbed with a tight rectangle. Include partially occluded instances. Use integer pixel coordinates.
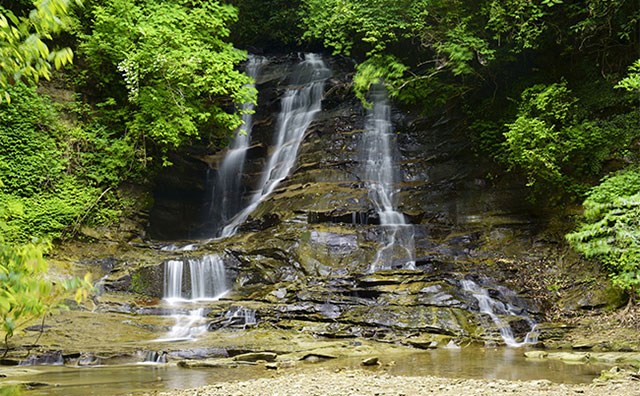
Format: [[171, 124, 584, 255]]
[[140, 367, 640, 396]]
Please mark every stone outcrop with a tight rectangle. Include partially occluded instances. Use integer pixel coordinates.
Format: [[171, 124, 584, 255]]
[[28, 53, 626, 367], [130, 53, 549, 344]]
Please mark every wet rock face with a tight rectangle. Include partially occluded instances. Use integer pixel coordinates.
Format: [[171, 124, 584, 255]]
[[131, 52, 571, 343], [148, 154, 209, 240], [148, 51, 537, 240]]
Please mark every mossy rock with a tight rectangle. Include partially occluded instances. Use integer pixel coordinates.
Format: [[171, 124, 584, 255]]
[[558, 280, 628, 311]]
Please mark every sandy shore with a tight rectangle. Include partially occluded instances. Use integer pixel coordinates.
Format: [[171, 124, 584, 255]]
[[140, 368, 640, 396]]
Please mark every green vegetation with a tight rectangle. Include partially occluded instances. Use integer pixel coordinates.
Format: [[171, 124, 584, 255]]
[[0, 1, 639, 299], [0, 0, 80, 102], [0, 0, 255, 245], [0, 83, 129, 244], [77, 0, 254, 159], [567, 168, 640, 295], [0, 242, 92, 343], [503, 81, 638, 200], [616, 59, 640, 92]]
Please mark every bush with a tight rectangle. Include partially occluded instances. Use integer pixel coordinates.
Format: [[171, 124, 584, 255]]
[[76, 0, 254, 161], [503, 82, 639, 201], [567, 168, 640, 294]]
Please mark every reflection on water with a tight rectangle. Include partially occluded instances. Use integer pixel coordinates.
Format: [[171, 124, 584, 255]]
[[354, 348, 609, 384], [15, 348, 611, 396], [20, 364, 268, 396]]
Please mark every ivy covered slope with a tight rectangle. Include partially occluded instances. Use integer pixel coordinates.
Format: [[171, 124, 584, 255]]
[[0, 0, 256, 244], [0, 83, 131, 244]]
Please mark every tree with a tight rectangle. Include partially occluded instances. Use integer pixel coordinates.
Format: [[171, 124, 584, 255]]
[[299, 0, 638, 112], [0, 241, 92, 352], [0, 0, 82, 102], [77, 0, 255, 161], [502, 81, 639, 200]]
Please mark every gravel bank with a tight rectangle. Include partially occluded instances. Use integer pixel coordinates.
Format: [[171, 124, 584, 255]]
[[140, 368, 640, 396]]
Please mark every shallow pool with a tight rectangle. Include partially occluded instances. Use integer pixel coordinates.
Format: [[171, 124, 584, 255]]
[[7, 347, 612, 396]]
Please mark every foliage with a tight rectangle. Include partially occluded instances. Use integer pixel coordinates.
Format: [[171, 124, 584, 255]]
[[502, 81, 639, 200], [616, 59, 640, 93], [0, 241, 92, 346], [226, 0, 302, 46], [301, 0, 411, 57], [300, 0, 637, 109], [567, 168, 640, 294], [0, 83, 131, 244], [485, 0, 549, 50], [0, 384, 21, 396], [353, 55, 407, 106], [300, 0, 494, 100], [0, 0, 81, 102], [77, 0, 254, 159]]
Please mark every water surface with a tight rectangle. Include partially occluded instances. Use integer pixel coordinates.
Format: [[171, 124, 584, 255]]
[[14, 347, 612, 395]]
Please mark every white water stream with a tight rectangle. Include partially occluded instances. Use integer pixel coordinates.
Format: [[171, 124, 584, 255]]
[[188, 255, 228, 301], [461, 279, 539, 347], [156, 255, 228, 342], [363, 85, 415, 271], [220, 53, 330, 238], [205, 55, 267, 237]]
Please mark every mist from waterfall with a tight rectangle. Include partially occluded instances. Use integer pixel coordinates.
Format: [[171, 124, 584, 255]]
[[362, 84, 415, 271], [220, 53, 330, 238]]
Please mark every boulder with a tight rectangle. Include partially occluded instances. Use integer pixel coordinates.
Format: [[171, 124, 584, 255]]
[[232, 352, 277, 363], [361, 357, 379, 366]]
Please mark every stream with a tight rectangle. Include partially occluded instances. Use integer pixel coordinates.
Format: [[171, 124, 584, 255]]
[[16, 348, 612, 396]]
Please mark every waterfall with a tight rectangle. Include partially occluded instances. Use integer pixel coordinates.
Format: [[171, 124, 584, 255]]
[[220, 53, 331, 238], [162, 255, 228, 302], [155, 308, 209, 342], [461, 279, 539, 347], [204, 55, 267, 237], [141, 351, 167, 364], [224, 307, 257, 328], [163, 260, 184, 303], [363, 85, 415, 271], [157, 255, 228, 342], [188, 255, 228, 301]]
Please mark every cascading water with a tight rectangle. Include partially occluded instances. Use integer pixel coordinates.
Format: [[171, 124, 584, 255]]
[[156, 255, 228, 341], [140, 351, 167, 364], [220, 53, 331, 238], [461, 279, 539, 347], [163, 260, 184, 303], [158, 308, 208, 342], [363, 85, 415, 271], [188, 255, 228, 301], [224, 307, 257, 328], [163, 255, 228, 302], [204, 55, 267, 237]]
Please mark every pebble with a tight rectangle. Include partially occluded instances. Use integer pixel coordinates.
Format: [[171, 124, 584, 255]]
[[139, 369, 640, 396]]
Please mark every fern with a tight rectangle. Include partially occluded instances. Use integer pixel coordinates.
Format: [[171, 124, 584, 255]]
[[567, 168, 640, 293]]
